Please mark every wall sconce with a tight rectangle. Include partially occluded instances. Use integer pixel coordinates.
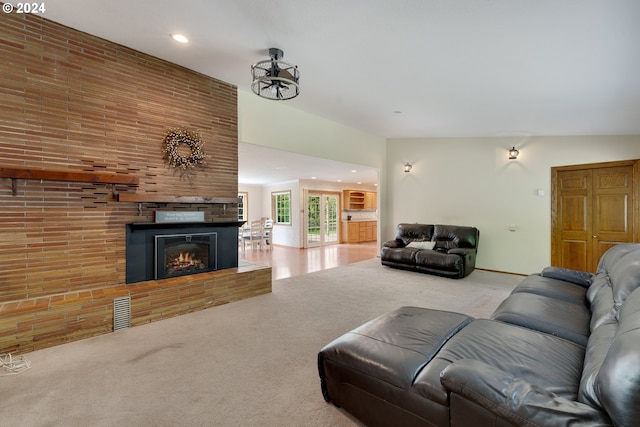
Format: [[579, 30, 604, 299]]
[[508, 146, 520, 160], [404, 162, 413, 173]]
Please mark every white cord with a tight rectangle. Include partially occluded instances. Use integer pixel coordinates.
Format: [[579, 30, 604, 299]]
[[0, 353, 31, 376]]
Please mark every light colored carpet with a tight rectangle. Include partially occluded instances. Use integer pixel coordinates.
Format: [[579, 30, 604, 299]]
[[0, 259, 523, 427]]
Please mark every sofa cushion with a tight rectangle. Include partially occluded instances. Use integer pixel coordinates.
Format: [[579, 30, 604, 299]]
[[413, 319, 585, 404], [319, 307, 472, 390], [595, 286, 640, 427], [394, 223, 434, 246], [540, 266, 593, 287], [432, 224, 478, 250], [491, 292, 591, 346], [380, 246, 421, 265], [511, 274, 589, 307], [587, 245, 640, 332], [414, 250, 463, 273], [579, 321, 617, 408], [609, 253, 640, 306]]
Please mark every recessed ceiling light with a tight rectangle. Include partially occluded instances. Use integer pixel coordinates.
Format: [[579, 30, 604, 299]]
[[357, 182, 362, 184], [337, 179, 342, 182], [351, 169, 357, 173], [311, 176, 317, 180], [171, 34, 189, 43]]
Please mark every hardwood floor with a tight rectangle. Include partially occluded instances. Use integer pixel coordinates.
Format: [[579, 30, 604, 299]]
[[240, 242, 379, 280]]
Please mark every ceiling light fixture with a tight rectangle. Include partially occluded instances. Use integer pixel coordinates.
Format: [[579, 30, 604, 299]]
[[251, 48, 300, 101], [171, 34, 189, 43], [508, 146, 520, 160], [404, 162, 413, 173]]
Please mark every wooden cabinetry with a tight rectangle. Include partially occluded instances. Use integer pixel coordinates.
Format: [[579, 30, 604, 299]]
[[344, 190, 377, 211], [344, 190, 365, 210], [347, 222, 360, 242], [343, 221, 377, 243], [364, 192, 377, 210]]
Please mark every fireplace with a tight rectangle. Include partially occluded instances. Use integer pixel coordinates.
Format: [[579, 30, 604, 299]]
[[125, 221, 244, 284], [155, 232, 217, 280]]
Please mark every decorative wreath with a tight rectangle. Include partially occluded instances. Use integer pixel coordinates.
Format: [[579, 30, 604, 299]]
[[162, 127, 207, 169]]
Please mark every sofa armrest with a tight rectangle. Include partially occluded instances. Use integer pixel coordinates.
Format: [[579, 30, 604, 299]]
[[448, 247, 475, 257], [382, 239, 405, 248], [440, 359, 611, 427], [540, 266, 593, 288], [448, 247, 477, 277]]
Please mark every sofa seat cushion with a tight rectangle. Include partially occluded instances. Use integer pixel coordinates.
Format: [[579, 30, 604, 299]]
[[380, 246, 421, 265], [414, 249, 462, 273], [413, 319, 585, 404], [512, 274, 589, 307], [490, 292, 591, 346], [318, 306, 474, 426], [319, 307, 473, 391]]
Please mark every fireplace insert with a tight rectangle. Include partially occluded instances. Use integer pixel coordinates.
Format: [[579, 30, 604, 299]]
[[155, 232, 217, 280]]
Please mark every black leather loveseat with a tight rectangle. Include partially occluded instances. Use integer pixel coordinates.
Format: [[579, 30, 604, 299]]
[[318, 243, 640, 427], [381, 223, 479, 278]]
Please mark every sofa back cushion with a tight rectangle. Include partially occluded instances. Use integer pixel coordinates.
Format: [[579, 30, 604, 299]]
[[588, 244, 640, 330], [432, 225, 479, 250], [592, 287, 640, 427], [394, 223, 434, 246], [579, 244, 640, 426]]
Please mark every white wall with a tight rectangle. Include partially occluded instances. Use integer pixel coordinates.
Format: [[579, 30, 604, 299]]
[[238, 183, 264, 225], [261, 181, 301, 247], [238, 91, 386, 168], [386, 135, 640, 274], [238, 89, 387, 245]]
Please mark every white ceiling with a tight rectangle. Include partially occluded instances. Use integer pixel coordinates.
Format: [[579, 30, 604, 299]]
[[238, 142, 378, 186], [42, 0, 640, 184]]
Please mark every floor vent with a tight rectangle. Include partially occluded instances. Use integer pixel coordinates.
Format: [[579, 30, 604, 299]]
[[113, 297, 131, 331]]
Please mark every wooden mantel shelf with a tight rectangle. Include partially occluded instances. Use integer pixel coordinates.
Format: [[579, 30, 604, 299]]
[[117, 194, 241, 204], [1, 166, 139, 196], [0, 166, 140, 185]]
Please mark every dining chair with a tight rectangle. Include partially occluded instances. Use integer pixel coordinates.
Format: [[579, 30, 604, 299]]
[[238, 225, 249, 252], [262, 218, 273, 250], [243, 219, 266, 250]]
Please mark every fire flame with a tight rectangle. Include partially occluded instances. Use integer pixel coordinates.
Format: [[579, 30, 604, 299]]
[[172, 251, 200, 269]]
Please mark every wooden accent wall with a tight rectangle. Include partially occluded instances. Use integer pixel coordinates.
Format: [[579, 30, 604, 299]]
[[0, 13, 271, 353]]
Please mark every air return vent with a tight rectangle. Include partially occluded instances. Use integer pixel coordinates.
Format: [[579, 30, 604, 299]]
[[113, 297, 131, 331]]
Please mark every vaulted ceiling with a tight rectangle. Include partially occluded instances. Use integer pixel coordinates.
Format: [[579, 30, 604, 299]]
[[43, 0, 640, 184]]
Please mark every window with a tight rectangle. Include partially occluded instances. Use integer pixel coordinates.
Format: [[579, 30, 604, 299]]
[[238, 192, 247, 221], [272, 191, 291, 224]]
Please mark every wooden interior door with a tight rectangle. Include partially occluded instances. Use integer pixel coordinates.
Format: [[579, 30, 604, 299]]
[[552, 161, 638, 272], [592, 166, 635, 265]]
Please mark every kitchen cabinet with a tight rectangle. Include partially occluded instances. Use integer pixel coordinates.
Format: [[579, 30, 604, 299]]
[[364, 192, 377, 210], [344, 190, 377, 211], [343, 221, 377, 243]]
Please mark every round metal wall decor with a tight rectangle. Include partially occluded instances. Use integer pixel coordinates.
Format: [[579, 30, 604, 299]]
[[162, 127, 207, 169]]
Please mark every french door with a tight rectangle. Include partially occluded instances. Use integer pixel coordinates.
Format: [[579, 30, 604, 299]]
[[551, 160, 639, 272], [307, 193, 339, 247]]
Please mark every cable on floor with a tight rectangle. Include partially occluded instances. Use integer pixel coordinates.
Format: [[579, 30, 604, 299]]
[[0, 353, 31, 376]]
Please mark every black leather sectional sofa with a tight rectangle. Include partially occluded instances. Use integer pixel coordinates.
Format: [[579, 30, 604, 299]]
[[318, 243, 640, 427], [380, 223, 479, 278]]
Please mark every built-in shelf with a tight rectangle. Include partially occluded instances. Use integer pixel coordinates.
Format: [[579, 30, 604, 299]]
[[117, 194, 241, 204], [1, 166, 139, 196]]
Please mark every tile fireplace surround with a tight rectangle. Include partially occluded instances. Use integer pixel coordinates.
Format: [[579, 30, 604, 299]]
[[125, 221, 245, 283]]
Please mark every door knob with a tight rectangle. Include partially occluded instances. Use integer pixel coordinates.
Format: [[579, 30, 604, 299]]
[[593, 235, 598, 238]]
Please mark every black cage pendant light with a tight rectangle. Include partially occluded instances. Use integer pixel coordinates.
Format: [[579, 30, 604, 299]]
[[251, 48, 300, 100]]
